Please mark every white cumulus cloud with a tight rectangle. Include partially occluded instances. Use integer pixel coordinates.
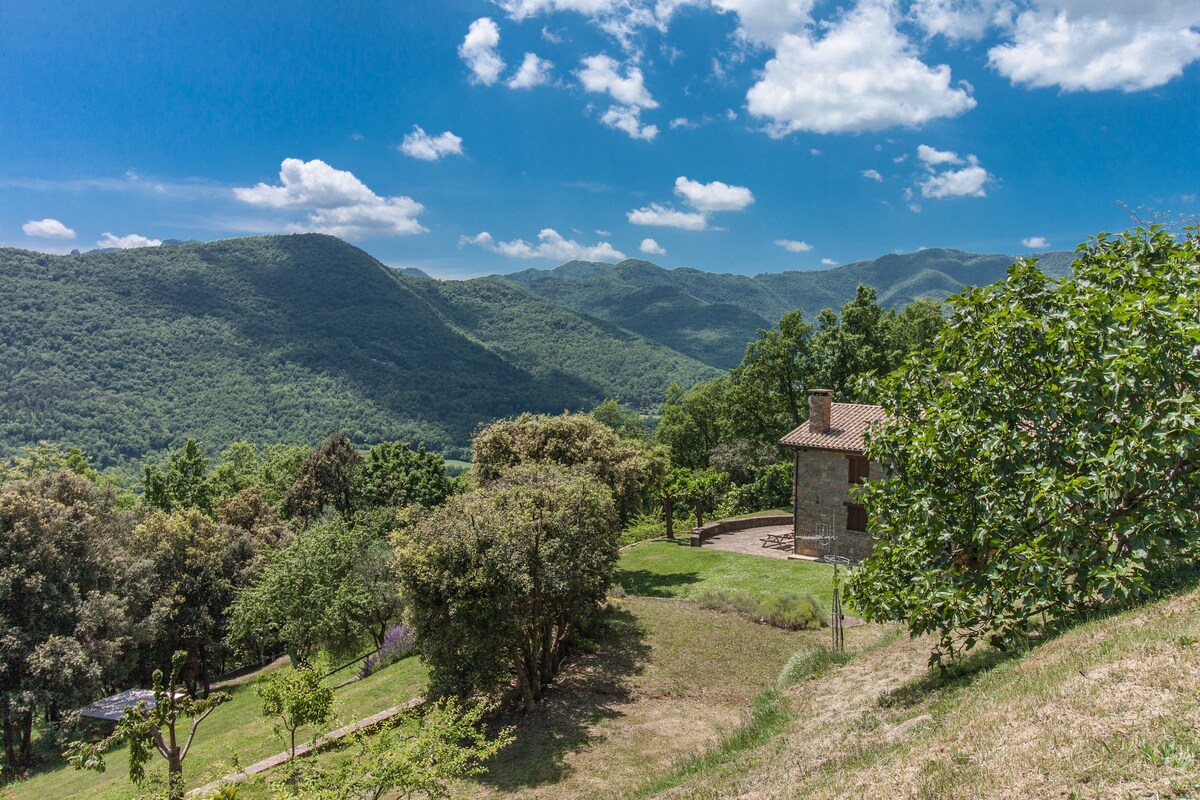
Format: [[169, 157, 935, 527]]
[[918, 154, 991, 198], [399, 126, 464, 161], [862, 169, 884, 182], [508, 52, 555, 88], [917, 144, 963, 165], [578, 54, 658, 108], [775, 239, 813, 252], [97, 232, 162, 249], [23, 218, 76, 239], [746, 0, 976, 135], [989, 2, 1200, 92], [711, 0, 816, 46], [627, 203, 709, 230], [234, 158, 427, 238], [461, 228, 625, 261], [640, 237, 667, 255], [459, 17, 506, 85], [600, 105, 659, 140], [674, 176, 754, 212], [497, 0, 625, 20], [1022, 236, 1050, 248], [911, 0, 1003, 41], [629, 174, 755, 230], [821, 257, 838, 266]]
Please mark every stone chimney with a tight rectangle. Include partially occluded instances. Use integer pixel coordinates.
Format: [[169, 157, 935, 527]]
[[808, 389, 832, 434]]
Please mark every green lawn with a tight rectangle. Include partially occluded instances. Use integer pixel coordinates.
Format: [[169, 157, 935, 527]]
[[615, 540, 836, 608], [443, 458, 471, 476], [11, 657, 428, 800]]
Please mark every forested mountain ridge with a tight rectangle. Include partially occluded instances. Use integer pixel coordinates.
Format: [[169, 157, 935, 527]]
[[1, 233, 1069, 470], [410, 276, 720, 406], [1, 235, 708, 469], [502, 248, 1074, 368]]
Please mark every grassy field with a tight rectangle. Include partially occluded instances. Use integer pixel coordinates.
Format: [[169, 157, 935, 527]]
[[10, 656, 428, 800], [616, 540, 836, 608]]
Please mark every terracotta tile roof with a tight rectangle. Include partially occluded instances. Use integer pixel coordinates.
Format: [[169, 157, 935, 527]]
[[779, 402, 886, 453]]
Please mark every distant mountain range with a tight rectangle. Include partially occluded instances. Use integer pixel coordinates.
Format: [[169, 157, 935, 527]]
[[501, 248, 1074, 368], [0, 234, 1070, 468]]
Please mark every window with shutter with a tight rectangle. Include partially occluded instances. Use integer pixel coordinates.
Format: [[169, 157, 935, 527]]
[[846, 503, 868, 532], [848, 456, 869, 484]]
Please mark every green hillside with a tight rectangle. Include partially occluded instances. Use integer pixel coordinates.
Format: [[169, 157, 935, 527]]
[[503, 249, 1073, 369], [0, 235, 634, 468], [411, 277, 720, 407], [504, 259, 777, 367]]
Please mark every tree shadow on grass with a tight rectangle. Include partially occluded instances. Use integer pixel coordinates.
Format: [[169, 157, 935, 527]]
[[479, 605, 651, 791], [876, 646, 1016, 710], [614, 568, 701, 598]]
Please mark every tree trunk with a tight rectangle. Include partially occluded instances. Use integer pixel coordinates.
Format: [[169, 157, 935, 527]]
[[164, 716, 185, 800], [166, 750, 185, 800], [2, 712, 18, 765], [14, 711, 32, 765], [664, 497, 674, 539]]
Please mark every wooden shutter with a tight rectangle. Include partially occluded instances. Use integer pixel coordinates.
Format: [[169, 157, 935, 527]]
[[846, 503, 868, 532], [848, 456, 869, 484]]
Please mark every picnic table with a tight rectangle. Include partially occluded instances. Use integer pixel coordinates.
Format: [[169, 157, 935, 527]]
[[759, 532, 793, 549]]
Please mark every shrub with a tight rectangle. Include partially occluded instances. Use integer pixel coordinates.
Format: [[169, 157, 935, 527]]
[[695, 589, 824, 631], [695, 589, 757, 614], [757, 593, 824, 631], [620, 512, 666, 546], [716, 462, 794, 517], [359, 624, 416, 679]]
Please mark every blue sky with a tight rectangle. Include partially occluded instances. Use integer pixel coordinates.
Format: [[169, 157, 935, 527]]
[[2, 0, 1198, 277]]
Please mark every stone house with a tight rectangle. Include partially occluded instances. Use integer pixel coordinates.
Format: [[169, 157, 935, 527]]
[[779, 389, 885, 562]]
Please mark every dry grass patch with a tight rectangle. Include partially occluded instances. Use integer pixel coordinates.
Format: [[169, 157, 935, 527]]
[[645, 587, 1200, 800], [466, 596, 826, 800]]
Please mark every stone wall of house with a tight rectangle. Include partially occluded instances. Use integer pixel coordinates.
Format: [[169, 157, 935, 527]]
[[791, 449, 878, 563]]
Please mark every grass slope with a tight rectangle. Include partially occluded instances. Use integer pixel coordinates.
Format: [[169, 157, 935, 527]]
[[466, 596, 828, 800], [11, 657, 428, 800], [644, 586, 1200, 800]]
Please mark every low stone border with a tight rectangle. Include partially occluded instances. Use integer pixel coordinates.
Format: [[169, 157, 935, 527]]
[[188, 696, 424, 797], [689, 514, 793, 547]]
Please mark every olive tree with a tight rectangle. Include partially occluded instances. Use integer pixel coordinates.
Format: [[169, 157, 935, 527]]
[[846, 227, 1200, 666], [399, 465, 619, 709]]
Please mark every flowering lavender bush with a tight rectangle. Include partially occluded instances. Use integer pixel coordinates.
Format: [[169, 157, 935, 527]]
[[359, 624, 416, 679]]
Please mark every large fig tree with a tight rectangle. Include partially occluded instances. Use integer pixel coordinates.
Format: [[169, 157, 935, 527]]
[[846, 227, 1200, 665]]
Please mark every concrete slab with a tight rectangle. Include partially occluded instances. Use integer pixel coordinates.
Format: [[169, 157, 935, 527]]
[[699, 524, 797, 559]]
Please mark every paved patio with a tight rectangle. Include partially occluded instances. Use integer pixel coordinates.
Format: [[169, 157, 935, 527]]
[[698, 524, 804, 559]]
